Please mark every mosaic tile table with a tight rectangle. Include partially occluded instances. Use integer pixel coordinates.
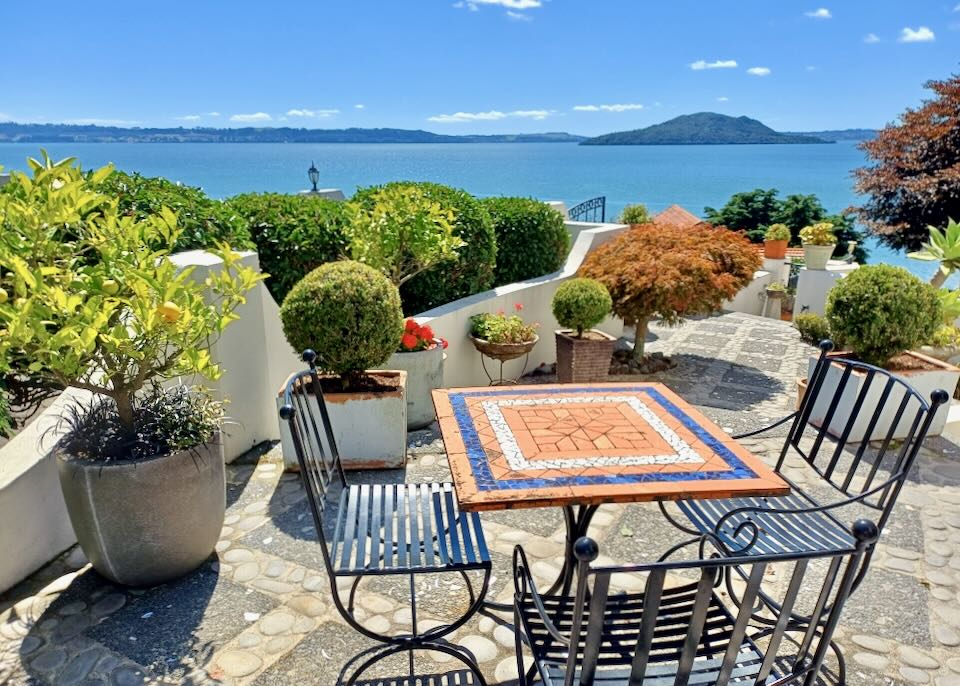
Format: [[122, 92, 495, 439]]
[[433, 383, 789, 597]]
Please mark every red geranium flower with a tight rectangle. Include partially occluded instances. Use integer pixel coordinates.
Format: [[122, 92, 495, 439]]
[[404, 319, 419, 334], [514, 303, 524, 311], [420, 325, 435, 341], [440, 338, 449, 349], [401, 333, 419, 350]]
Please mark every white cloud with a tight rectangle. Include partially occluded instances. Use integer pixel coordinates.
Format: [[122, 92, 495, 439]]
[[175, 115, 202, 122], [863, 33, 880, 43], [804, 8, 831, 19], [805, 65, 817, 71], [461, 0, 540, 7], [354, 104, 365, 110], [207, 111, 221, 117], [62, 118, 140, 126], [573, 103, 644, 113], [230, 112, 272, 123], [954, 2, 960, 10], [898, 26, 935, 42], [506, 10, 532, 21], [453, 1, 479, 10], [286, 108, 339, 118], [716, 96, 729, 102], [428, 109, 553, 123], [0, 112, 12, 121], [690, 59, 738, 70], [747, 66, 772, 76]]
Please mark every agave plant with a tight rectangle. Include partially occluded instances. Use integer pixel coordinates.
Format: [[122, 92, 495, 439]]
[[908, 218, 960, 288]]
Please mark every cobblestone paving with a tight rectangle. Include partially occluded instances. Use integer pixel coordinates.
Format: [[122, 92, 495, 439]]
[[3, 312, 960, 685]]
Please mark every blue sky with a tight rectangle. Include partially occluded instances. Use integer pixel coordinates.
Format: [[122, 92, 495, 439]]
[[1, 1, 957, 135]]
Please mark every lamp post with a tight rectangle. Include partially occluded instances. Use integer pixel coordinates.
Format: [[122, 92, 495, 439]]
[[307, 161, 319, 193]]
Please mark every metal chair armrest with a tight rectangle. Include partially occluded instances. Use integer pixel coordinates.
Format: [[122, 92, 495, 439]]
[[512, 545, 571, 647]]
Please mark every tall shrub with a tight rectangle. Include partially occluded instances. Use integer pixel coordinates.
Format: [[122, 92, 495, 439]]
[[226, 193, 349, 303], [352, 182, 496, 313], [579, 222, 760, 359], [483, 197, 569, 286]]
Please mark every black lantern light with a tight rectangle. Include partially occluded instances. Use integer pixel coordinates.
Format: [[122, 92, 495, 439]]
[[307, 161, 319, 192]]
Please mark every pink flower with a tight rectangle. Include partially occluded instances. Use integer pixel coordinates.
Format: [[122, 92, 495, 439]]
[[514, 303, 524, 311]]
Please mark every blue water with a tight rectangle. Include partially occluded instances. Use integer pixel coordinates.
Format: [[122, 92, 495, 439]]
[[0, 140, 935, 282]]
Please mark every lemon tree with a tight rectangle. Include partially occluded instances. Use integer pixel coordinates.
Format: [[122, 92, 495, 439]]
[[0, 153, 263, 430]]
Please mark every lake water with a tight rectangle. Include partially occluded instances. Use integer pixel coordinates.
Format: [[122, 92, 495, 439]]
[[0, 140, 936, 282]]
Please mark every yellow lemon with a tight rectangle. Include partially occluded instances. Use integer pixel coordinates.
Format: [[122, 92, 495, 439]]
[[0, 288, 7, 304], [102, 279, 119, 296], [158, 301, 182, 323]]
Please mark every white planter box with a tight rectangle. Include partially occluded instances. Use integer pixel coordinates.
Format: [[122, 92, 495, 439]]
[[276, 370, 407, 470], [386, 344, 445, 430], [802, 244, 835, 270], [804, 351, 957, 441]]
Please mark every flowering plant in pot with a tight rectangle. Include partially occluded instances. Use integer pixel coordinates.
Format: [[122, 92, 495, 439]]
[[799, 222, 837, 270], [279, 260, 408, 468], [552, 278, 615, 383], [469, 304, 540, 361], [0, 155, 262, 586], [388, 319, 448, 429], [763, 223, 791, 259]]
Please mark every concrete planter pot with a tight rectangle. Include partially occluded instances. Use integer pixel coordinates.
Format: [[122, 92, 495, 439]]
[[802, 244, 835, 270], [57, 438, 225, 587], [277, 370, 407, 471], [803, 351, 958, 441], [555, 330, 616, 383], [387, 344, 445, 430]]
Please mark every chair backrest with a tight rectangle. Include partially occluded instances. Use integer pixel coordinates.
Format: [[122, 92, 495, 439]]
[[518, 520, 878, 686], [278, 349, 347, 569], [783, 340, 948, 522]]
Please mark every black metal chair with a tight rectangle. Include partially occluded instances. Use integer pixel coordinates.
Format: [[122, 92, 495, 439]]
[[662, 340, 948, 588], [512, 520, 879, 686], [278, 350, 492, 686]]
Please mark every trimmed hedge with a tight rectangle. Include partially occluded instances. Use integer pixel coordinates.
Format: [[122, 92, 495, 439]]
[[552, 278, 611, 336], [793, 312, 831, 346], [482, 197, 569, 286], [279, 261, 403, 380], [353, 182, 496, 314], [226, 193, 349, 303], [94, 171, 253, 252]]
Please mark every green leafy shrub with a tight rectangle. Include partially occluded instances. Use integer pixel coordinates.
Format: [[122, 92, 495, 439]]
[[0, 387, 10, 438], [765, 223, 791, 241], [347, 186, 463, 286], [95, 170, 253, 252], [482, 197, 569, 286], [279, 261, 403, 386], [826, 265, 941, 366], [930, 325, 960, 348], [793, 312, 832, 346], [618, 204, 650, 225], [226, 193, 349, 303], [799, 222, 837, 246], [552, 278, 612, 337], [353, 182, 496, 313]]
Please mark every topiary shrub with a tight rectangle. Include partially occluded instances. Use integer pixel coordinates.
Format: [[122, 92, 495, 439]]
[[826, 264, 941, 367], [94, 170, 253, 252], [793, 312, 832, 346], [279, 261, 403, 387], [482, 197, 569, 286], [352, 182, 496, 313], [619, 204, 650, 225], [226, 193, 349, 303], [552, 278, 612, 337]]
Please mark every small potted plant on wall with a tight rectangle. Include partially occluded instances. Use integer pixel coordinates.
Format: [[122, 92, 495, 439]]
[[552, 278, 615, 383], [0, 156, 261, 586], [387, 319, 447, 430], [469, 304, 539, 362], [809, 264, 957, 440], [279, 260, 407, 469], [799, 222, 837, 270], [763, 223, 791, 259]]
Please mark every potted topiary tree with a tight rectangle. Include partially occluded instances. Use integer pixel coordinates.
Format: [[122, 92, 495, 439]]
[[278, 260, 406, 468], [810, 264, 957, 440], [552, 278, 615, 382], [799, 222, 837, 270], [579, 222, 760, 371], [763, 223, 791, 259], [0, 155, 261, 586]]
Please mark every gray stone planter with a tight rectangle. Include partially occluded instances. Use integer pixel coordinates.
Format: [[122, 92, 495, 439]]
[[57, 438, 225, 587], [387, 343, 445, 430]]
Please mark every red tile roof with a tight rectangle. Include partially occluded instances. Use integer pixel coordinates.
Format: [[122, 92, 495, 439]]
[[653, 204, 702, 229]]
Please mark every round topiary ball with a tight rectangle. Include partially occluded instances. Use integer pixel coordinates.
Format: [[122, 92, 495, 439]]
[[826, 264, 941, 367], [552, 278, 612, 337], [280, 261, 403, 379]]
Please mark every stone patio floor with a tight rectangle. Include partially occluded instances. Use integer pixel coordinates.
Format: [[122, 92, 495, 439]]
[[3, 312, 960, 685]]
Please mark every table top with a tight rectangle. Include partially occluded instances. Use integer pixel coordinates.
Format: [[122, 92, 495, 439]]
[[432, 383, 789, 511]]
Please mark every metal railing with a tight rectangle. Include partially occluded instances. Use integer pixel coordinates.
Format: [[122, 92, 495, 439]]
[[568, 196, 605, 223]]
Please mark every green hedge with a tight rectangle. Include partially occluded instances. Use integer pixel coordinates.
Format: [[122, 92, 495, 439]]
[[0, 388, 10, 438], [482, 197, 569, 286], [226, 193, 349, 303], [353, 182, 496, 314], [94, 171, 253, 252]]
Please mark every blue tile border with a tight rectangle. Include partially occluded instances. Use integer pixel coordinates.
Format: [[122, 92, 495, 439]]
[[448, 387, 758, 492]]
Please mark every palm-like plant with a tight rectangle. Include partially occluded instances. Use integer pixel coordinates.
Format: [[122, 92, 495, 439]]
[[908, 218, 960, 288]]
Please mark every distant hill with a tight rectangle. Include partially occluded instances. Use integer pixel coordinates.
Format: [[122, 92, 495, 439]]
[[0, 122, 586, 144], [581, 113, 831, 146], [785, 128, 877, 142]]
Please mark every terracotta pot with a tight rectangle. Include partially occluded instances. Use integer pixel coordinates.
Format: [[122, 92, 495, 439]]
[[764, 239, 788, 259], [555, 330, 616, 383], [470, 335, 539, 362]]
